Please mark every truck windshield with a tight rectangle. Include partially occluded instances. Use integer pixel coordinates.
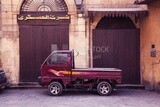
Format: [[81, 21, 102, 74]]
[[47, 53, 68, 65]]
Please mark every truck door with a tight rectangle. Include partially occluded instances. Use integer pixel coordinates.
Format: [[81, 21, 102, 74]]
[[42, 52, 71, 78]]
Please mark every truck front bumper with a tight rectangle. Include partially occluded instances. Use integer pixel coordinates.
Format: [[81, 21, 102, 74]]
[[38, 76, 42, 85], [38, 76, 51, 86]]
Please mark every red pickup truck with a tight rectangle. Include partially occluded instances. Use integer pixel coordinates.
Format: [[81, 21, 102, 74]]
[[39, 50, 122, 96]]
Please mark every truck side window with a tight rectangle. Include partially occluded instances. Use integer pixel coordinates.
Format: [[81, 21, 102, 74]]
[[48, 53, 68, 65]]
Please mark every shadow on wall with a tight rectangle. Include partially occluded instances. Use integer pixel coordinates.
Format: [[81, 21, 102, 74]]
[[143, 80, 160, 92]]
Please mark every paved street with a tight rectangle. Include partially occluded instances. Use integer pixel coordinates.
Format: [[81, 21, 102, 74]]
[[0, 88, 160, 107]]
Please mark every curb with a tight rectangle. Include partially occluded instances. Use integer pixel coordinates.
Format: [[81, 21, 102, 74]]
[[116, 84, 145, 89], [6, 84, 44, 89], [6, 84, 145, 90]]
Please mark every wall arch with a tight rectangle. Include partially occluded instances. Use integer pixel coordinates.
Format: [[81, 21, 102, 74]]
[[91, 15, 137, 30], [96, 16, 137, 29], [17, 0, 25, 14], [17, 0, 73, 14], [64, 0, 75, 13]]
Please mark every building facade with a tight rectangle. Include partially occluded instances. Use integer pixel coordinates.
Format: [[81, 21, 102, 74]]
[[0, 0, 159, 91], [136, 0, 160, 91]]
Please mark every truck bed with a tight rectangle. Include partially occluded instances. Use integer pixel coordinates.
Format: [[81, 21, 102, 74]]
[[71, 68, 122, 83], [72, 68, 122, 72]]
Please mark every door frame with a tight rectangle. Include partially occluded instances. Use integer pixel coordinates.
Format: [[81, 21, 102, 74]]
[[90, 16, 141, 84], [18, 12, 70, 82]]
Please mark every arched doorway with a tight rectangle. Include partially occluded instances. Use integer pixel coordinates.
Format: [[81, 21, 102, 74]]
[[18, 0, 70, 82], [93, 16, 140, 84]]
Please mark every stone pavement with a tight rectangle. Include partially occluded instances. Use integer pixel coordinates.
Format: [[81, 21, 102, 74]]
[[0, 88, 160, 107]]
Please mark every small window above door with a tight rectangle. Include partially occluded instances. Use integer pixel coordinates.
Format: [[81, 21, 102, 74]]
[[21, 0, 68, 12]]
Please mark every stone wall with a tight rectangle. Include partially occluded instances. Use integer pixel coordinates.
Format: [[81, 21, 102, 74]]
[[140, 1, 160, 91], [0, 0, 19, 84], [0, 0, 2, 68], [66, 0, 88, 68]]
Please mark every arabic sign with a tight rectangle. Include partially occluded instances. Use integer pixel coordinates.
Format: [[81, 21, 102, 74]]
[[18, 14, 70, 21]]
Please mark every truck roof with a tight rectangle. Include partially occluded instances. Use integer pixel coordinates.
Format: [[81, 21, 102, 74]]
[[53, 50, 72, 53]]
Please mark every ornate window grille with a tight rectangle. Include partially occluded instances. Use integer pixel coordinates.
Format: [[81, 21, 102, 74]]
[[21, 0, 68, 12]]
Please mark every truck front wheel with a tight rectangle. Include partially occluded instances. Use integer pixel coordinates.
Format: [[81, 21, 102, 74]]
[[97, 81, 112, 96], [48, 82, 63, 96]]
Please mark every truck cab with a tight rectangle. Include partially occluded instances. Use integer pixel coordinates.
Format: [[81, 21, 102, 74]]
[[39, 50, 122, 96]]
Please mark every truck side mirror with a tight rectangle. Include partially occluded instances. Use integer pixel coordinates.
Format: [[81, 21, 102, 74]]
[[150, 44, 156, 57]]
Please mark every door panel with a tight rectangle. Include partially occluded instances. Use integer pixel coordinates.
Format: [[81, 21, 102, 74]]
[[93, 30, 116, 68], [93, 29, 140, 84], [20, 26, 33, 82], [19, 25, 69, 82]]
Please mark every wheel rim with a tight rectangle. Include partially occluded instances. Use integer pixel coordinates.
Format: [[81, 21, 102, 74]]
[[50, 84, 60, 95], [99, 83, 110, 94]]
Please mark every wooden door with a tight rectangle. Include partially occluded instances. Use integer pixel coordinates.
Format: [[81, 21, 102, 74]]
[[93, 29, 140, 84], [19, 25, 69, 82]]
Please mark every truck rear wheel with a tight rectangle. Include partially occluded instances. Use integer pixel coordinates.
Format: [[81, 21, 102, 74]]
[[97, 81, 112, 96], [48, 82, 63, 96]]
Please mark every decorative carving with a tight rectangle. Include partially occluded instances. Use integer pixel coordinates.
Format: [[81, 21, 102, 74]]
[[21, 0, 68, 12]]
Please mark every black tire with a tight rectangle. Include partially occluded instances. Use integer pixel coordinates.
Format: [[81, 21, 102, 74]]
[[97, 81, 112, 96], [48, 82, 63, 96]]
